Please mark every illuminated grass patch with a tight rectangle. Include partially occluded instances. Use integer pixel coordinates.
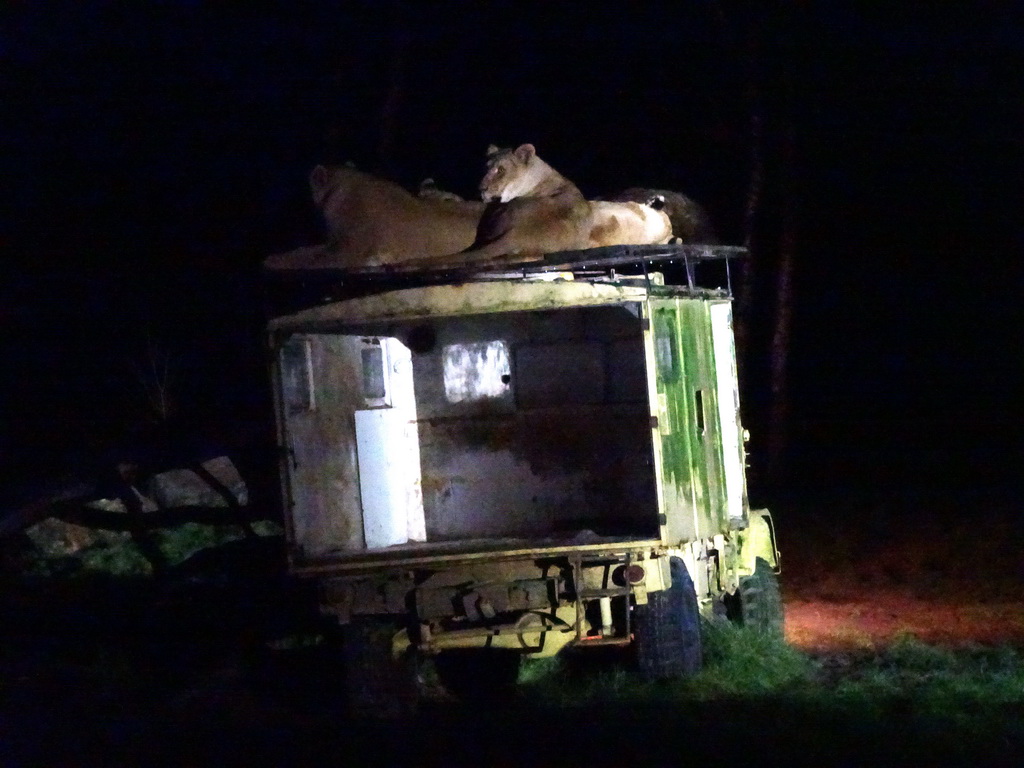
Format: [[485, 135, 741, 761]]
[[510, 627, 1024, 761], [518, 622, 814, 704], [517, 625, 1024, 720]]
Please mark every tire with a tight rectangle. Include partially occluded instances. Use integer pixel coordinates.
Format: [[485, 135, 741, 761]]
[[342, 617, 418, 719], [632, 556, 702, 680], [433, 648, 522, 702], [732, 556, 784, 637]]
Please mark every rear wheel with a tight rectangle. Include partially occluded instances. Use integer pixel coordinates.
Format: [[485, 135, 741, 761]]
[[632, 556, 702, 679], [434, 648, 522, 702], [730, 556, 784, 636], [342, 617, 418, 719]]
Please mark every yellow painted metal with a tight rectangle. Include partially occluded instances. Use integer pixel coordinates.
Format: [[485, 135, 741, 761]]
[[737, 509, 780, 573], [395, 605, 583, 658], [291, 540, 664, 577], [269, 280, 650, 333]]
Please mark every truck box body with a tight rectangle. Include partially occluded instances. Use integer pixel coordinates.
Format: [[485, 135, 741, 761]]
[[270, 278, 744, 571], [266, 246, 779, 668]]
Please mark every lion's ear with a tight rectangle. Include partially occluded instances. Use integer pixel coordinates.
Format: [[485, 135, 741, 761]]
[[514, 143, 536, 163], [310, 164, 329, 192], [486, 144, 500, 157]]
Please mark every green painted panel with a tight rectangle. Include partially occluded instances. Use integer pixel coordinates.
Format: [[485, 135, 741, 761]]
[[649, 298, 735, 544]]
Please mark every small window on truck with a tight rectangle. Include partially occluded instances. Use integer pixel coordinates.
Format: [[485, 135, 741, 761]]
[[654, 311, 680, 384], [361, 344, 387, 401], [442, 340, 511, 403], [280, 337, 314, 414]]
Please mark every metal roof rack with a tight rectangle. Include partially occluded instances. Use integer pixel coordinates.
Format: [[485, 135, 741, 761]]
[[263, 243, 746, 314]]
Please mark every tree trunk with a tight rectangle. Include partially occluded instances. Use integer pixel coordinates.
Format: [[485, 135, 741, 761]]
[[735, 109, 763, 367], [767, 124, 797, 480], [765, 9, 799, 482], [713, 2, 763, 373]]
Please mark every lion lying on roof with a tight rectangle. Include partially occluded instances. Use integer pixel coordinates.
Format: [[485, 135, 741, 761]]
[[266, 146, 689, 272], [264, 165, 484, 270], [410, 144, 673, 268]]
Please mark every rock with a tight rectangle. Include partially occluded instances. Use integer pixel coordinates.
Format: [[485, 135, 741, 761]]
[[85, 489, 159, 514], [148, 456, 248, 509]]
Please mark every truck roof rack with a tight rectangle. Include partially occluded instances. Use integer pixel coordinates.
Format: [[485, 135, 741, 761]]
[[263, 243, 746, 315]]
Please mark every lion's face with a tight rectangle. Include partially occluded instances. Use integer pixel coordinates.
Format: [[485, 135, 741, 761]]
[[479, 143, 537, 203]]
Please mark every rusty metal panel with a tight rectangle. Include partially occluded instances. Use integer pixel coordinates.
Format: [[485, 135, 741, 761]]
[[419, 408, 656, 540], [278, 334, 367, 558], [274, 290, 670, 570], [413, 305, 657, 542]]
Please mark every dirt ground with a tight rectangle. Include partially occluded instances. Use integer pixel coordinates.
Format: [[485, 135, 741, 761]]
[[785, 593, 1024, 649], [773, 482, 1024, 650]]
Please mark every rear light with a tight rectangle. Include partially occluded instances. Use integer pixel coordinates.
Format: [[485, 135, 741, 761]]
[[625, 564, 646, 585]]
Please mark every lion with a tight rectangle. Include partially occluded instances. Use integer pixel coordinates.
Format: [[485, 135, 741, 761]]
[[266, 151, 677, 273], [467, 143, 593, 261], [589, 199, 673, 249], [610, 187, 717, 244], [478, 143, 585, 203], [417, 177, 466, 202], [265, 165, 484, 270], [410, 144, 672, 268]]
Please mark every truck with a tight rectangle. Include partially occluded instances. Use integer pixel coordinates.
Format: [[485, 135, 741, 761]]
[[265, 244, 781, 713]]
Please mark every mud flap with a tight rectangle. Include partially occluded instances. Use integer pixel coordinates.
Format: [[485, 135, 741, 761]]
[[742, 509, 780, 573]]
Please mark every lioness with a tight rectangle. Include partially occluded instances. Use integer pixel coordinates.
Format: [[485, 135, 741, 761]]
[[478, 143, 585, 203], [467, 143, 593, 262], [412, 144, 671, 268], [266, 165, 484, 270]]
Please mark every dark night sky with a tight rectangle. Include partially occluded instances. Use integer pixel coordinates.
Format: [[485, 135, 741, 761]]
[[3, 3, 1023, 492]]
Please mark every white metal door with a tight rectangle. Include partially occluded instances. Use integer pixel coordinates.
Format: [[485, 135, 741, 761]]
[[709, 303, 746, 526], [354, 337, 425, 549]]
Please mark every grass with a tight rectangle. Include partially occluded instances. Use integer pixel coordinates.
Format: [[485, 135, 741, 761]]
[[518, 621, 814, 705], [513, 623, 1024, 761], [519, 624, 1024, 706]]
